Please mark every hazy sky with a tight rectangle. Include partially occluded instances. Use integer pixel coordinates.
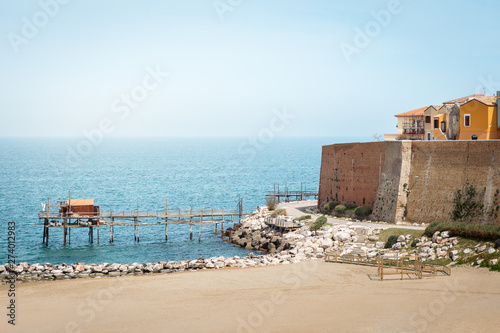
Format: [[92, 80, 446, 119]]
[[1, 0, 500, 138]]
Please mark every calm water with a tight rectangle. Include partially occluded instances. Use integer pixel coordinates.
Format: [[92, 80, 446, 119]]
[[0, 137, 369, 265]]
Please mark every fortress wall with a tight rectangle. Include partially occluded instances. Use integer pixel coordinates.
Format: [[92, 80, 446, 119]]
[[406, 141, 500, 225], [318, 142, 385, 210], [319, 140, 500, 225]]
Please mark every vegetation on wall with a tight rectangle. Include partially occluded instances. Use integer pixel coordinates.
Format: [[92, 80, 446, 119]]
[[451, 183, 499, 224]]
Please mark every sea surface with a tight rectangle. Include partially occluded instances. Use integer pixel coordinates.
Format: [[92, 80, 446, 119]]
[[0, 137, 370, 265]]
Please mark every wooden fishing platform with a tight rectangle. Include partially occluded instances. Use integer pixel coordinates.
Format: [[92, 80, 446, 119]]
[[265, 183, 318, 203], [38, 194, 254, 246]]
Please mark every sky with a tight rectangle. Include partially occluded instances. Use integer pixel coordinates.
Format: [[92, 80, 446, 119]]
[[1, 0, 500, 138]]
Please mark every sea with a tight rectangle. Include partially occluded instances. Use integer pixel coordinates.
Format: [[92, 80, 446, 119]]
[[0, 137, 370, 265]]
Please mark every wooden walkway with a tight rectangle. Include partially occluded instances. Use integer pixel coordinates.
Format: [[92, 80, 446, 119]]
[[38, 198, 254, 245], [265, 183, 318, 203]]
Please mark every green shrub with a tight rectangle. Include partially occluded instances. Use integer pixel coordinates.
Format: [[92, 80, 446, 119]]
[[411, 239, 420, 248], [495, 239, 500, 249], [424, 222, 500, 241], [354, 206, 372, 217], [385, 235, 398, 249], [265, 196, 277, 210], [311, 216, 327, 230], [298, 215, 311, 221], [323, 201, 338, 212], [334, 204, 346, 214]]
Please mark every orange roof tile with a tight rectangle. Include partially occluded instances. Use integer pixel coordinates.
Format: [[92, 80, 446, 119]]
[[443, 94, 484, 105], [395, 106, 427, 117]]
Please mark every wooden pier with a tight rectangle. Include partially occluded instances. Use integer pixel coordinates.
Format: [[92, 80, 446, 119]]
[[265, 183, 318, 203], [38, 195, 254, 246]]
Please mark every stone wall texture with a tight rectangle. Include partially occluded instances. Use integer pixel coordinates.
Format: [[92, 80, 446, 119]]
[[318, 142, 385, 208], [319, 140, 500, 225]]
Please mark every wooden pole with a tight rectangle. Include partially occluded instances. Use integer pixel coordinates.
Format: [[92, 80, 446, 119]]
[[97, 223, 100, 244], [165, 198, 168, 240], [46, 225, 49, 246], [63, 218, 67, 245], [199, 209, 203, 242], [190, 208, 193, 240], [69, 227, 71, 245]]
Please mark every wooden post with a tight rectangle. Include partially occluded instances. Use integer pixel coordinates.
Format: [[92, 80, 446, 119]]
[[190, 208, 193, 240], [63, 218, 67, 245], [46, 225, 49, 246], [97, 223, 100, 244], [137, 223, 140, 243], [134, 218, 137, 241], [69, 227, 71, 245], [42, 219, 48, 244], [165, 198, 168, 241], [198, 223, 201, 243]]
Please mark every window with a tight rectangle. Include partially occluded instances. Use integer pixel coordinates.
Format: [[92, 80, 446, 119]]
[[441, 121, 446, 132], [434, 118, 439, 128], [427, 132, 431, 140], [464, 114, 471, 127], [425, 116, 431, 123], [471, 135, 478, 140]]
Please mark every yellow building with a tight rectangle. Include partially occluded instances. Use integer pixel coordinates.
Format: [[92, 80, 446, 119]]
[[459, 95, 499, 140], [423, 105, 442, 140]]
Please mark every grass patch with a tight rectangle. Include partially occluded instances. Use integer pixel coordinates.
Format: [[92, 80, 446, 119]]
[[298, 215, 311, 221], [311, 216, 327, 230], [424, 222, 500, 241], [374, 228, 424, 244]]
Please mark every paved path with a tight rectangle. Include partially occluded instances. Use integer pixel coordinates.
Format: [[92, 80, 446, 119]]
[[277, 200, 426, 230]]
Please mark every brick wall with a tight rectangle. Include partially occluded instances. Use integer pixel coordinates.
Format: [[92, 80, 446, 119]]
[[318, 142, 385, 210]]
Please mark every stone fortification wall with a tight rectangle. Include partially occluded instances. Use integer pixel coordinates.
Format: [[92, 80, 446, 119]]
[[319, 140, 500, 225], [318, 142, 385, 208]]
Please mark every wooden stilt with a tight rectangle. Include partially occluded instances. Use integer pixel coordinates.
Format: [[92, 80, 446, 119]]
[[97, 224, 100, 244], [46, 226, 49, 246], [198, 223, 201, 243], [137, 224, 140, 242], [165, 223, 168, 241], [63, 218, 67, 245], [69, 227, 71, 245], [190, 224, 193, 240]]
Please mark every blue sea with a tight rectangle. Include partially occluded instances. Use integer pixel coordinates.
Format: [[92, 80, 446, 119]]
[[0, 137, 369, 265]]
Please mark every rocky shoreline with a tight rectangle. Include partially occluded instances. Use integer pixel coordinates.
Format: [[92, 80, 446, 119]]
[[2, 207, 498, 284]]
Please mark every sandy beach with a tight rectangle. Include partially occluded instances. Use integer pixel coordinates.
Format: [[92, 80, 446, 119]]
[[1, 261, 499, 333]]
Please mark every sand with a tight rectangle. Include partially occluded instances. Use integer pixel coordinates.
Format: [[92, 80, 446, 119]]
[[0, 262, 499, 333]]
